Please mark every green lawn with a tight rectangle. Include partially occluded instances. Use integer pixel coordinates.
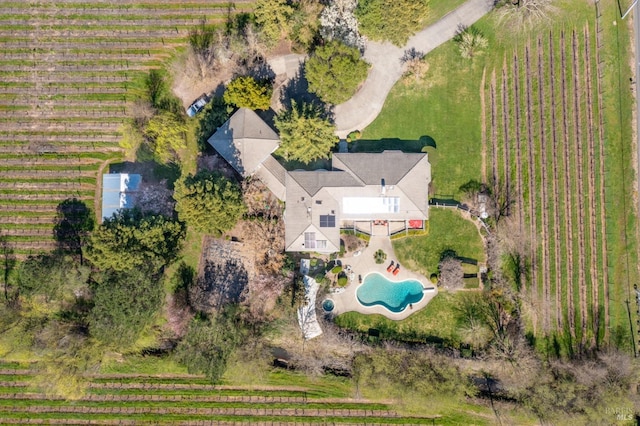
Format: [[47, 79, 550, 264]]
[[423, 0, 468, 27], [392, 208, 485, 277], [335, 291, 468, 346], [359, 40, 484, 198]]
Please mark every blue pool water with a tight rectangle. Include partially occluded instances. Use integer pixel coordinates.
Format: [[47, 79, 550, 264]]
[[356, 272, 424, 313], [322, 299, 335, 312]]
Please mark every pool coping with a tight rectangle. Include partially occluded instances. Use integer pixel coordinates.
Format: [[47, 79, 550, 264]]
[[324, 235, 438, 320]]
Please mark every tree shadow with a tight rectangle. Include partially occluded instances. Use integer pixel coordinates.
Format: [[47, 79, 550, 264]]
[[189, 259, 248, 313], [195, 93, 231, 152], [279, 62, 334, 122], [110, 161, 181, 190], [350, 135, 435, 153], [53, 198, 95, 264], [0, 236, 16, 302]]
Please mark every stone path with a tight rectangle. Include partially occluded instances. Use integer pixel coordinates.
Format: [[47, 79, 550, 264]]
[[334, 0, 494, 137]]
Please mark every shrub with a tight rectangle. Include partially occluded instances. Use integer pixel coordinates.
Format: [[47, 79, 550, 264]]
[[355, 0, 429, 46], [223, 76, 273, 110], [374, 249, 387, 264], [453, 26, 488, 60], [337, 272, 348, 286], [305, 40, 369, 105], [346, 130, 361, 142]]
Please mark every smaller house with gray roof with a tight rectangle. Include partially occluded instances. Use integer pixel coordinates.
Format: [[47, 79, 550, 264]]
[[208, 109, 431, 254]]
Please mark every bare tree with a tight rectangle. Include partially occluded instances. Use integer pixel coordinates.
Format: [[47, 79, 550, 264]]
[[242, 179, 285, 275], [496, 217, 530, 291], [439, 256, 464, 291], [494, 0, 556, 29], [401, 48, 429, 83], [187, 19, 217, 79], [486, 176, 515, 223]]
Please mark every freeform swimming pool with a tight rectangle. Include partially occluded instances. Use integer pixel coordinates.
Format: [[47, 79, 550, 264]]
[[356, 272, 424, 313]]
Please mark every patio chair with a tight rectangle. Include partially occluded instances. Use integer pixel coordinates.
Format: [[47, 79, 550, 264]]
[[393, 265, 400, 276], [386, 261, 395, 272]]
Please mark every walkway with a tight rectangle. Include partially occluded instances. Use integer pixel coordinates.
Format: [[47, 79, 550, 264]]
[[334, 0, 494, 137]]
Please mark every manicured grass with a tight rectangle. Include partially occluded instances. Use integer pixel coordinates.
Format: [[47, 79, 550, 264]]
[[392, 208, 485, 277], [360, 40, 484, 198], [598, 0, 639, 353], [335, 291, 466, 346], [424, 0, 469, 27]]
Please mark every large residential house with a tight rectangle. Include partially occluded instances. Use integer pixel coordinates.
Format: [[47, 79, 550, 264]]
[[208, 108, 431, 253]]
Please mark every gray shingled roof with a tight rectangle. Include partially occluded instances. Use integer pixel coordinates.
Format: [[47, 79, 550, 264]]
[[332, 151, 424, 185], [288, 170, 362, 196], [207, 108, 279, 177], [255, 156, 287, 201]]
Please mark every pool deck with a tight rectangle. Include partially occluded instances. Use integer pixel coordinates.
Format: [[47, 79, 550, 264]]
[[326, 235, 438, 320]]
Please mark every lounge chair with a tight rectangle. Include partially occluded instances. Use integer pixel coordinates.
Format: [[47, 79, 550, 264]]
[[393, 265, 400, 276], [386, 261, 395, 272]]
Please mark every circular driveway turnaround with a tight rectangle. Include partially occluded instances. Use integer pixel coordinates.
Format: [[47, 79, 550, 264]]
[[333, 0, 494, 137]]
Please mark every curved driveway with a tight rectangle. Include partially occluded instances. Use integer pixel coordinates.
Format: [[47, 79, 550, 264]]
[[334, 0, 494, 137]]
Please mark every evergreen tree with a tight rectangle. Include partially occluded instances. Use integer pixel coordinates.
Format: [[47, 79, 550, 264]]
[[223, 76, 273, 110], [305, 40, 369, 105], [86, 210, 185, 272], [173, 171, 246, 236], [89, 267, 163, 347], [274, 101, 337, 164]]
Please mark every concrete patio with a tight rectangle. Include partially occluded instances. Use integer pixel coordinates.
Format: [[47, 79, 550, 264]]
[[324, 235, 438, 320]]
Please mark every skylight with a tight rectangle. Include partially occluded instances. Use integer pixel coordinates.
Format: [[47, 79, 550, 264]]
[[342, 197, 400, 214]]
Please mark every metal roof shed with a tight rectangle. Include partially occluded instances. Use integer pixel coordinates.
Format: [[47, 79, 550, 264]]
[[101, 173, 141, 222]]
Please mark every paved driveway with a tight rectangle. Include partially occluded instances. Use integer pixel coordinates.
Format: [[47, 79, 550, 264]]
[[334, 0, 494, 137]]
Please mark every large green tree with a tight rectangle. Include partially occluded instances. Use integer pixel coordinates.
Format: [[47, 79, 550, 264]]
[[174, 310, 245, 383], [305, 40, 370, 105], [355, 0, 429, 46], [274, 101, 337, 164], [144, 111, 187, 163], [223, 76, 273, 110], [18, 254, 89, 306], [89, 267, 163, 347], [254, 0, 295, 47], [86, 210, 185, 272], [173, 171, 246, 236]]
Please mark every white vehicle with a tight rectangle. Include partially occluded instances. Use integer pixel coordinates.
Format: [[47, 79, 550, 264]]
[[186, 94, 208, 117]]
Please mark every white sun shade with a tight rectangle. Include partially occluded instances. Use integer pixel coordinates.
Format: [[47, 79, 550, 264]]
[[342, 196, 400, 214]]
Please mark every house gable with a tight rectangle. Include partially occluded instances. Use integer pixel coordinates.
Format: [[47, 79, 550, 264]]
[[207, 108, 279, 177]]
